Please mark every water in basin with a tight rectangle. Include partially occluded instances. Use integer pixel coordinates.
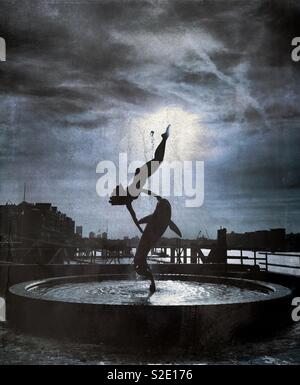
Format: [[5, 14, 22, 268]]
[[29, 279, 272, 305]]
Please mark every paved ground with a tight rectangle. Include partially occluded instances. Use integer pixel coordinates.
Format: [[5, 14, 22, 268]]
[[0, 320, 300, 365]]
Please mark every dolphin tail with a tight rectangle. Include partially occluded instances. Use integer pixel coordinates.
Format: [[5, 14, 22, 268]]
[[169, 220, 182, 237], [134, 263, 156, 294]]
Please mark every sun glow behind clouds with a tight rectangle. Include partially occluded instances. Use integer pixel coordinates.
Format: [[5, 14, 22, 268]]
[[125, 106, 208, 162]]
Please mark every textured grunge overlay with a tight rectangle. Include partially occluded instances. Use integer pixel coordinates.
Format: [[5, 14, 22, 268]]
[[1, 1, 300, 238]]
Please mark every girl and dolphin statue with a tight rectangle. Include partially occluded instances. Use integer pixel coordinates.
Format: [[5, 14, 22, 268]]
[[109, 125, 182, 293]]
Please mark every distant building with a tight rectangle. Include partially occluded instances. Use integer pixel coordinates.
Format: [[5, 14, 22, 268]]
[[76, 226, 83, 237], [286, 232, 300, 251], [102, 232, 108, 240], [130, 235, 140, 247], [205, 228, 227, 263], [89, 231, 95, 239], [0, 201, 75, 263], [227, 228, 286, 251]]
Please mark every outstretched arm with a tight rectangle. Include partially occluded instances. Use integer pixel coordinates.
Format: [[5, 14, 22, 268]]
[[126, 202, 144, 234]]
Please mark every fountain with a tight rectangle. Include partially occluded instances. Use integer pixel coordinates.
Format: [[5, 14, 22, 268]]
[[7, 273, 292, 349]]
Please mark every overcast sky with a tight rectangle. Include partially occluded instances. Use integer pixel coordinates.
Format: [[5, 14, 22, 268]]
[[1, 0, 300, 238]]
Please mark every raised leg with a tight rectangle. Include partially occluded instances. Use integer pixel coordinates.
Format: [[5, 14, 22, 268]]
[[153, 124, 170, 163], [129, 125, 170, 195]]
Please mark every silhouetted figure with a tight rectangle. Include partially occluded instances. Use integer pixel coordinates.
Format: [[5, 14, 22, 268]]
[[109, 125, 170, 233], [134, 196, 182, 293]]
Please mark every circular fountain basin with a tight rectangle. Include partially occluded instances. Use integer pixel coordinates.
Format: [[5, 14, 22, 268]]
[[7, 274, 292, 348]]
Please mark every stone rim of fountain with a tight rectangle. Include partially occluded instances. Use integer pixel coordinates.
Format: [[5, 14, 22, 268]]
[[6, 273, 293, 348]]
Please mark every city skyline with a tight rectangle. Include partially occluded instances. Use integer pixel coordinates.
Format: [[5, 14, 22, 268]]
[[2, 197, 300, 242]]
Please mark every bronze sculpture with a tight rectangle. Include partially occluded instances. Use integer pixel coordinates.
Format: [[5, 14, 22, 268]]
[[109, 125, 182, 292]]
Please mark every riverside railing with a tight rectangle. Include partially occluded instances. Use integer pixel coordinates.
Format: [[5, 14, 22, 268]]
[[227, 250, 300, 275]]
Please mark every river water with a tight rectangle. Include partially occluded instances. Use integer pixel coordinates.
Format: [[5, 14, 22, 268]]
[[78, 250, 300, 276]]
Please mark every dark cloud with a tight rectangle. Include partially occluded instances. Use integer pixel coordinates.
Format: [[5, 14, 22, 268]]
[[178, 70, 220, 86], [0, 0, 300, 236]]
